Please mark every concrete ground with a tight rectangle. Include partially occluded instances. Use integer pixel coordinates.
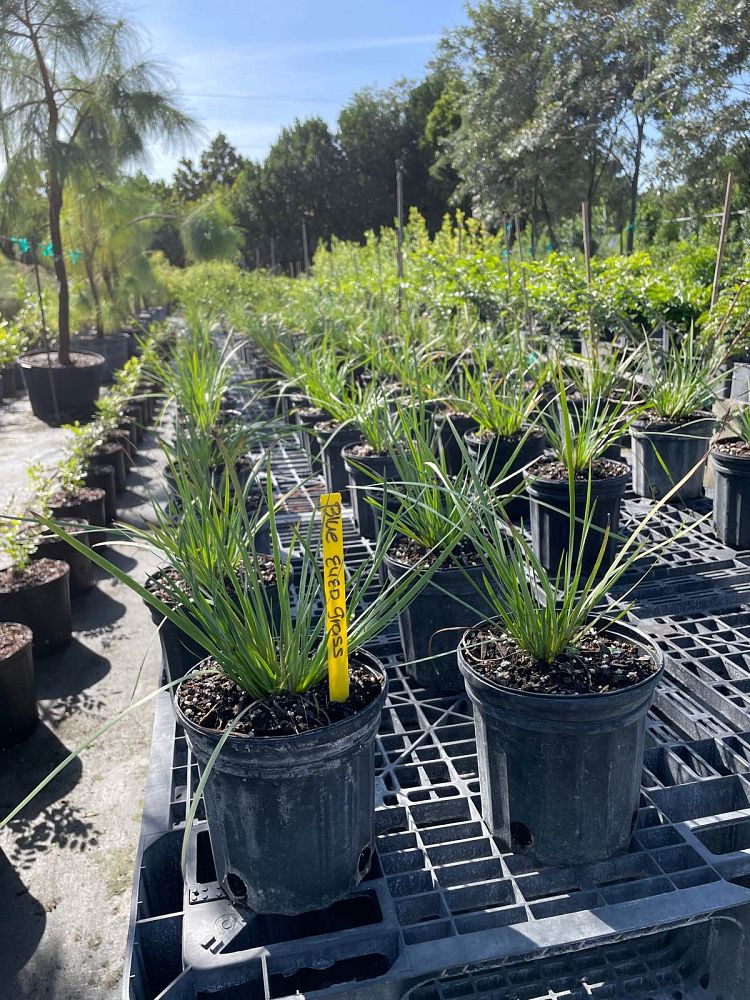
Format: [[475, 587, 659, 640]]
[[0, 396, 168, 999]]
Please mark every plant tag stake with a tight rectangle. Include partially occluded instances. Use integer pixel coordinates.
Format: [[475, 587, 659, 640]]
[[320, 492, 349, 702]]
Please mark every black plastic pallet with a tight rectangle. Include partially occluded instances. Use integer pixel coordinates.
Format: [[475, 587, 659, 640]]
[[123, 369, 750, 999], [124, 633, 750, 1000]]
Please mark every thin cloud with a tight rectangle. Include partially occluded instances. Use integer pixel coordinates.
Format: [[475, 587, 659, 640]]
[[197, 34, 441, 64]]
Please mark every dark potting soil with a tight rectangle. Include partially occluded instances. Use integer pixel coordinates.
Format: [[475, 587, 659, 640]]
[[315, 419, 342, 435], [0, 558, 67, 593], [714, 439, 750, 459], [639, 411, 713, 429], [246, 488, 264, 514], [463, 625, 657, 695], [50, 487, 104, 506], [0, 622, 31, 658], [467, 427, 543, 445], [528, 457, 628, 482], [145, 566, 186, 608], [177, 658, 382, 737], [23, 352, 102, 369], [92, 442, 122, 458], [389, 536, 482, 569], [345, 442, 386, 459], [233, 554, 277, 587], [298, 406, 328, 420]]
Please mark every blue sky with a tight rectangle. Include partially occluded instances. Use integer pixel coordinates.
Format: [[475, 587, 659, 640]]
[[132, 0, 469, 179]]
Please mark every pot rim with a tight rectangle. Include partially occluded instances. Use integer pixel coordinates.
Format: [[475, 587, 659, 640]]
[[464, 425, 545, 446], [632, 411, 715, 433], [0, 622, 33, 658], [711, 437, 750, 463], [458, 615, 664, 701], [175, 649, 387, 746], [525, 461, 630, 490], [19, 349, 106, 368]]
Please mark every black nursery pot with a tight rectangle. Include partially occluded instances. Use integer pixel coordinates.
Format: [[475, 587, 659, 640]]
[[630, 414, 715, 501], [0, 624, 37, 749], [526, 464, 630, 575], [342, 445, 396, 541], [175, 651, 387, 915], [147, 603, 208, 685], [458, 618, 663, 866], [92, 442, 128, 492], [20, 350, 105, 426], [385, 553, 493, 692], [712, 442, 750, 549], [32, 520, 95, 596], [433, 411, 478, 475], [315, 422, 362, 502], [464, 428, 546, 517], [85, 464, 117, 522], [49, 488, 107, 547], [0, 559, 71, 656]]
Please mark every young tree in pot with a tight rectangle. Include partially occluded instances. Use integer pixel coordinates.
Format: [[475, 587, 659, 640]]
[[454, 471, 703, 866], [712, 406, 750, 549], [45, 432, 108, 539], [528, 374, 643, 576], [37, 465, 446, 916], [631, 334, 721, 501], [1, 0, 193, 425], [375, 416, 500, 692], [461, 364, 547, 517], [0, 509, 71, 656]]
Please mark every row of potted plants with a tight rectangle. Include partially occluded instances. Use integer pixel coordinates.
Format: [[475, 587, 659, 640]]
[[0, 343, 164, 750], [0, 310, 732, 919]]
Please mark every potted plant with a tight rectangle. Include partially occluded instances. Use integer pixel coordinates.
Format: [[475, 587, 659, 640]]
[[376, 415, 496, 691], [712, 406, 750, 549], [452, 471, 705, 866], [631, 333, 720, 501], [0, 507, 71, 656], [0, 623, 36, 749], [461, 364, 546, 516], [527, 372, 642, 575], [42, 459, 443, 915], [341, 387, 400, 541]]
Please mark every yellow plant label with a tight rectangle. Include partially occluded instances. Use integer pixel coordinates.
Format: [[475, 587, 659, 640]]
[[320, 492, 349, 702]]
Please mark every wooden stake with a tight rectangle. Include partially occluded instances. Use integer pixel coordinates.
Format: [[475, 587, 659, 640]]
[[302, 218, 310, 273], [712, 173, 734, 308], [515, 212, 533, 337], [270, 237, 276, 272], [581, 201, 597, 362], [396, 159, 404, 312]]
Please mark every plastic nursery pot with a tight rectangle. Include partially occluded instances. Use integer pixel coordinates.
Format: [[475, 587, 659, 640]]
[[526, 463, 630, 576], [175, 650, 387, 915], [85, 464, 117, 522], [31, 519, 95, 596], [711, 440, 750, 549], [463, 428, 546, 518], [458, 618, 663, 866], [49, 487, 108, 547], [292, 406, 329, 460], [92, 441, 128, 493], [0, 366, 13, 398], [146, 603, 208, 686], [0, 624, 36, 749], [385, 551, 493, 692], [125, 403, 146, 443], [630, 414, 715, 501], [314, 421, 362, 502], [0, 559, 71, 656], [342, 444, 397, 542], [433, 410, 478, 475], [19, 350, 105, 426], [107, 430, 134, 470]]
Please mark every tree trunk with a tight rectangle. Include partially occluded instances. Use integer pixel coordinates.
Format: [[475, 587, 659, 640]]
[[85, 257, 104, 338], [48, 175, 71, 364], [627, 116, 645, 255], [540, 190, 558, 251]]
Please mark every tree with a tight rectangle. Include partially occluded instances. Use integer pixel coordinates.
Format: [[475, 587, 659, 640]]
[[174, 133, 245, 201], [0, 0, 193, 363]]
